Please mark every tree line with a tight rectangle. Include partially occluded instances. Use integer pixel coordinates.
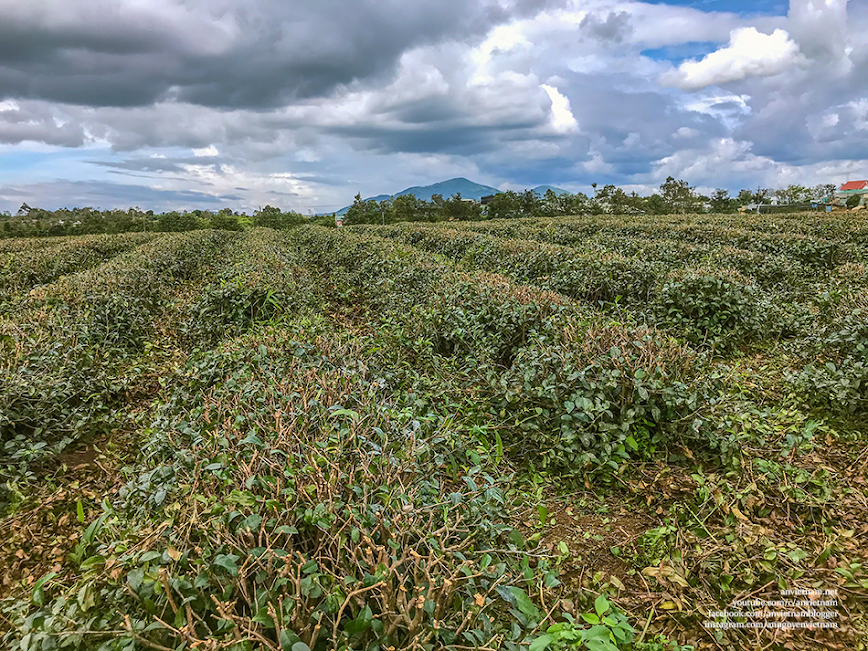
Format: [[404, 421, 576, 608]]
[[0, 204, 324, 239], [0, 178, 841, 238], [342, 178, 840, 225]]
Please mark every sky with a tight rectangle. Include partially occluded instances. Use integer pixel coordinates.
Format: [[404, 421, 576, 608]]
[[0, 0, 866, 213]]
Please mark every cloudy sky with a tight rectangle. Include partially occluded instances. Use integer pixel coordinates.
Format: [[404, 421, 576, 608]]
[[0, 0, 866, 213]]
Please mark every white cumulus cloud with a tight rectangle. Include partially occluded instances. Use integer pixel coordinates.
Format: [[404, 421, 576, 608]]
[[541, 84, 579, 133], [193, 145, 219, 157], [664, 27, 804, 91]]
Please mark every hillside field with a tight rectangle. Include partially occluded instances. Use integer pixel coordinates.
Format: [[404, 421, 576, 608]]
[[1, 214, 866, 651]]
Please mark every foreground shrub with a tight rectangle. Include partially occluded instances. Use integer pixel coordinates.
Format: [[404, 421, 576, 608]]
[[6, 330, 532, 651], [0, 231, 236, 466], [492, 321, 704, 471], [792, 309, 868, 415]]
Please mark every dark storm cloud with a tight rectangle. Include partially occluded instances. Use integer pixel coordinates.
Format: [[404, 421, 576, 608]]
[[579, 11, 633, 43], [90, 155, 222, 174], [0, 0, 565, 110], [333, 123, 504, 156], [0, 101, 87, 146]]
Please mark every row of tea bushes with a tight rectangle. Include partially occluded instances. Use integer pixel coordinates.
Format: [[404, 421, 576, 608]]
[[0, 232, 160, 303], [339, 224, 853, 418], [351, 224, 661, 305], [366, 221, 816, 291], [471, 212, 868, 248], [0, 236, 67, 254], [398, 224, 868, 417], [24, 230, 239, 349], [0, 231, 237, 470], [289, 226, 717, 470], [689, 211, 868, 245], [179, 228, 323, 346], [450, 223, 827, 292], [456, 214, 868, 267], [9, 319, 545, 651], [353, 224, 793, 352]]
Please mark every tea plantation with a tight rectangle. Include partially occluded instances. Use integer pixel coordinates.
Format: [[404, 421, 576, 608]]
[[1, 214, 866, 651]]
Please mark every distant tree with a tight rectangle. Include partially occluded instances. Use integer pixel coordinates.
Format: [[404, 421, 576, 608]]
[[391, 194, 423, 222], [371, 199, 392, 224], [486, 191, 522, 220], [594, 185, 646, 214], [518, 190, 540, 216], [593, 184, 613, 213], [771, 185, 811, 205], [709, 189, 733, 213], [659, 176, 700, 213], [211, 208, 243, 231], [540, 189, 564, 217], [846, 194, 861, 208], [158, 211, 199, 232], [735, 189, 755, 206], [813, 184, 837, 201], [784, 184, 811, 204], [344, 194, 383, 225], [254, 205, 304, 229], [563, 192, 589, 215], [442, 193, 483, 221], [752, 187, 773, 204], [586, 194, 604, 215], [105, 208, 145, 233], [644, 194, 669, 215], [253, 205, 282, 229]]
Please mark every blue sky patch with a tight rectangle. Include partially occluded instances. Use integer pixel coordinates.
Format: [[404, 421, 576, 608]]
[[639, 0, 787, 15], [641, 41, 720, 64]]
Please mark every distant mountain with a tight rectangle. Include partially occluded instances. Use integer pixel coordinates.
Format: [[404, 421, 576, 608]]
[[331, 179, 572, 215], [531, 185, 570, 196], [395, 178, 501, 202], [334, 178, 502, 215]]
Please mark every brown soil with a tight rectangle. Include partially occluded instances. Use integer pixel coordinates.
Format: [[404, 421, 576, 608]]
[[0, 440, 125, 605]]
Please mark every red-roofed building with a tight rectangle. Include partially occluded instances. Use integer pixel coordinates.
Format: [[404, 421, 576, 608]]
[[837, 180, 868, 206]]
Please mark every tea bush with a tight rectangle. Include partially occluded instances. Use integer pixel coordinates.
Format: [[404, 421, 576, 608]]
[[356, 225, 661, 306], [0, 231, 236, 468], [7, 327, 534, 651], [181, 229, 320, 346], [791, 309, 868, 415], [290, 227, 716, 471], [0, 232, 159, 303], [491, 322, 704, 470], [651, 269, 762, 351]]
